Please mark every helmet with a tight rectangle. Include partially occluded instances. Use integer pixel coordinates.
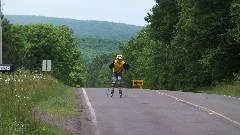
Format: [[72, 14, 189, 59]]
[[116, 55, 122, 60]]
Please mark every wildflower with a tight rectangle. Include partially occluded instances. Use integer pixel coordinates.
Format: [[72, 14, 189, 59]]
[[5, 78, 11, 84]]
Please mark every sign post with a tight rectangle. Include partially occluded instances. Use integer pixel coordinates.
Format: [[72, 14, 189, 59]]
[[0, 0, 2, 65]]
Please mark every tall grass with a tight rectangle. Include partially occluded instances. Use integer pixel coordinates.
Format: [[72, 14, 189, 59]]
[[197, 74, 240, 97], [198, 83, 240, 97], [0, 70, 72, 134]]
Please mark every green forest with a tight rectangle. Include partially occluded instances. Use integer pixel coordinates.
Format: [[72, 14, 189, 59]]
[[88, 0, 240, 90], [119, 0, 240, 91], [3, 0, 240, 91]]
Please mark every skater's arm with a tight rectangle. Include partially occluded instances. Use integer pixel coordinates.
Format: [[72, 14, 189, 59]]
[[109, 61, 114, 69], [123, 62, 129, 70]]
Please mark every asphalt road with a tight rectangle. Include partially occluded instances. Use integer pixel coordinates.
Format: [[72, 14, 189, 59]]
[[80, 88, 240, 135]]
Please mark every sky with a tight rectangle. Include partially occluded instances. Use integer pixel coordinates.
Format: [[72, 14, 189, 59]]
[[1, 0, 156, 26]]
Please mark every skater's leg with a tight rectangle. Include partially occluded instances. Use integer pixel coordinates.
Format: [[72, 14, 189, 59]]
[[111, 73, 117, 95], [119, 87, 122, 96], [117, 73, 122, 95]]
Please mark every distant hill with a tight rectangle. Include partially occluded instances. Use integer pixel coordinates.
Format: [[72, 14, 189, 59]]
[[5, 15, 143, 41], [5, 15, 143, 64], [76, 36, 122, 65]]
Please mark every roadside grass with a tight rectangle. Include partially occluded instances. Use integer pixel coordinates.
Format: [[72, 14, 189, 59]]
[[0, 70, 78, 134], [197, 82, 240, 97], [36, 85, 78, 118]]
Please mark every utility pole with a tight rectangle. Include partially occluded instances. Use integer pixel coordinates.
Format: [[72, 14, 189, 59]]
[[0, 0, 2, 64]]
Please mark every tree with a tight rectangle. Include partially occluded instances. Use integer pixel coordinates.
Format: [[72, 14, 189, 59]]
[[120, 27, 158, 89], [145, 0, 179, 44], [3, 23, 86, 86], [3, 23, 29, 68]]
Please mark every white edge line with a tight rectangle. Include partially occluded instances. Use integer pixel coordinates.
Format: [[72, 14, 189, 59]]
[[82, 88, 100, 135]]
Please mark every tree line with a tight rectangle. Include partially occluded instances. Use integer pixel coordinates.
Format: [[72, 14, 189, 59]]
[[119, 0, 240, 91]]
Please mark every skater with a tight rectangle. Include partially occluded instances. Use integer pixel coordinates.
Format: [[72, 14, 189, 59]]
[[109, 55, 129, 97]]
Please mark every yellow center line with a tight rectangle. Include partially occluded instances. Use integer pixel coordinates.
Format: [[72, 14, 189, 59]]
[[157, 91, 240, 127]]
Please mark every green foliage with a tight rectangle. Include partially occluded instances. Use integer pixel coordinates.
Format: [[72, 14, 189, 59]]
[[96, 64, 112, 87], [2, 21, 86, 86], [121, 0, 240, 91], [230, 0, 240, 43], [145, 0, 179, 43], [172, 0, 237, 88], [121, 27, 156, 88], [2, 19, 28, 68]]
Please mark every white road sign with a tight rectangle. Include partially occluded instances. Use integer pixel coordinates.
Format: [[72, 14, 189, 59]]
[[42, 60, 51, 71], [0, 64, 14, 72]]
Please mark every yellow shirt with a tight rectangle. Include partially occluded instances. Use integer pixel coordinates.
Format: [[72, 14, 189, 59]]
[[113, 60, 125, 73]]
